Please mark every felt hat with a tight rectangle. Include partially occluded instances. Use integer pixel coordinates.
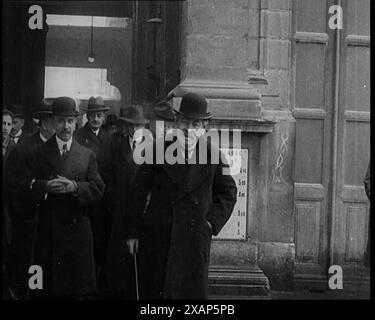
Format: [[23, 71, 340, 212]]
[[84, 96, 110, 112], [154, 100, 175, 121], [118, 105, 150, 125], [33, 99, 54, 119], [174, 92, 211, 120], [52, 97, 80, 117]]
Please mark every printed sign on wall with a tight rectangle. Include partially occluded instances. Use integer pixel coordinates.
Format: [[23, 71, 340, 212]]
[[214, 148, 248, 240]]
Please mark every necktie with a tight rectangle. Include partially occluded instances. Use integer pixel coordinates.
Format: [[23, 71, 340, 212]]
[[62, 143, 68, 160]]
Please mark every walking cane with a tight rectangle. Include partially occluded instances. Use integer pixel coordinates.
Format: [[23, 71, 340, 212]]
[[133, 251, 140, 300]]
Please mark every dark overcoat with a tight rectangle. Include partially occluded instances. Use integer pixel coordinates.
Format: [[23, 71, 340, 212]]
[[5, 132, 46, 295], [23, 135, 105, 297], [74, 124, 113, 266], [104, 132, 141, 296], [74, 124, 112, 183], [125, 143, 238, 299]]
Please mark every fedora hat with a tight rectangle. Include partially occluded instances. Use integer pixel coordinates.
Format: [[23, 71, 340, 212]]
[[154, 100, 175, 121], [9, 104, 25, 118], [52, 97, 80, 117], [174, 92, 211, 120], [118, 105, 150, 125], [84, 96, 110, 113], [33, 99, 54, 119]]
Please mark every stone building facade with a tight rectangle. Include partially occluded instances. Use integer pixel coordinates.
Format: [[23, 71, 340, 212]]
[[3, 0, 370, 295], [170, 0, 370, 295]]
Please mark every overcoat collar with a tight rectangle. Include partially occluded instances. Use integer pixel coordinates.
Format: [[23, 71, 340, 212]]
[[82, 123, 104, 144], [161, 141, 211, 199]]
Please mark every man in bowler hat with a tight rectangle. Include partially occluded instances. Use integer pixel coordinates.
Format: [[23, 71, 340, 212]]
[[74, 96, 113, 293], [105, 105, 150, 299], [20, 97, 105, 299], [125, 92, 237, 299]]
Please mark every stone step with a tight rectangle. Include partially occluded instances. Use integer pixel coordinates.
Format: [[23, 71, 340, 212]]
[[208, 265, 270, 297]]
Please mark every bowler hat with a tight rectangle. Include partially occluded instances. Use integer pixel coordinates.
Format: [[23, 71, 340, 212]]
[[9, 104, 25, 118], [174, 92, 211, 120], [154, 100, 175, 121], [33, 99, 54, 119], [52, 97, 80, 117], [118, 105, 150, 125], [84, 96, 110, 113]]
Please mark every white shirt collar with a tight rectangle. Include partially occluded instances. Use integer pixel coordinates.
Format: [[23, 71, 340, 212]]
[[56, 134, 72, 153], [90, 127, 100, 136], [39, 132, 48, 142]]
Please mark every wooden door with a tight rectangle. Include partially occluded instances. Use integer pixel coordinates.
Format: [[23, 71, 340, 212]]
[[292, 0, 370, 289]]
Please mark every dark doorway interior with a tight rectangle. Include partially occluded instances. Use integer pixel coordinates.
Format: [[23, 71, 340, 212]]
[[3, 0, 182, 126]]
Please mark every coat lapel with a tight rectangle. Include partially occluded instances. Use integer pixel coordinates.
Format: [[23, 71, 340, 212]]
[[120, 134, 132, 162], [162, 144, 210, 200], [97, 128, 106, 145], [83, 124, 101, 146], [61, 138, 83, 177]]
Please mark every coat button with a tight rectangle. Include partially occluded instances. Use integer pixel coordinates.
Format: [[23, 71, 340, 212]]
[[73, 218, 77, 224]]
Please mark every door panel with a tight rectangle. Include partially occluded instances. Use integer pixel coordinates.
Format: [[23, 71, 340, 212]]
[[293, 0, 370, 288], [334, 0, 370, 271], [293, 0, 334, 283], [295, 119, 325, 184]]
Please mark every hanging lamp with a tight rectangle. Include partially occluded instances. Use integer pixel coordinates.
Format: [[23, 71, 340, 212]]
[[87, 16, 95, 63]]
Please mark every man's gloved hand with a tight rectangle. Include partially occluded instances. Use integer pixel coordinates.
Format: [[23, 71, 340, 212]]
[[126, 239, 139, 255], [46, 179, 66, 194], [57, 175, 78, 194]]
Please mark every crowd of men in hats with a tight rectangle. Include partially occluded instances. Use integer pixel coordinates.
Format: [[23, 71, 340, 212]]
[[2, 92, 237, 300]]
